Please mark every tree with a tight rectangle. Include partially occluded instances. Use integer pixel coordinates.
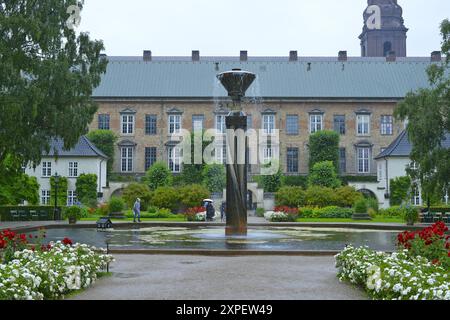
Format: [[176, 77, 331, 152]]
[[75, 174, 98, 206], [86, 130, 117, 178], [50, 176, 68, 207], [308, 131, 340, 173], [260, 163, 283, 193], [202, 164, 226, 193], [178, 184, 210, 209], [122, 183, 153, 211], [0, 0, 107, 186], [308, 161, 341, 188], [143, 161, 173, 191], [0, 169, 39, 205], [395, 19, 450, 205], [151, 186, 180, 212], [389, 176, 412, 206], [180, 130, 210, 185]]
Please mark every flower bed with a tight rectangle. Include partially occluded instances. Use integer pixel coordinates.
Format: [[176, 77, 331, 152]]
[[335, 246, 449, 300], [1, 229, 114, 300], [335, 223, 450, 300], [264, 207, 299, 222]]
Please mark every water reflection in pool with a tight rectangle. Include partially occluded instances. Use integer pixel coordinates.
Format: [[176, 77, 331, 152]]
[[33, 226, 401, 252]]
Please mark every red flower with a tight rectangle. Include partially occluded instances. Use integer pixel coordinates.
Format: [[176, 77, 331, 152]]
[[62, 237, 73, 246]]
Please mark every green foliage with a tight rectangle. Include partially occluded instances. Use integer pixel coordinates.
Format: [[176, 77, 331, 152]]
[[304, 186, 337, 207], [282, 175, 308, 188], [0, 1, 108, 179], [178, 184, 210, 209], [308, 130, 340, 172], [394, 20, 450, 204], [390, 176, 412, 206], [340, 175, 378, 185], [260, 163, 283, 192], [151, 187, 180, 213], [122, 183, 152, 211], [353, 199, 368, 214], [179, 130, 211, 185], [86, 130, 117, 178], [378, 206, 404, 217], [366, 198, 379, 213], [402, 205, 420, 225], [63, 206, 83, 220], [75, 174, 98, 206], [108, 197, 125, 213], [275, 187, 305, 207], [299, 206, 354, 219], [255, 208, 265, 217], [143, 162, 173, 191], [0, 206, 57, 221], [202, 164, 226, 193], [334, 186, 364, 208], [308, 161, 341, 188], [0, 170, 39, 205], [50, 176, 68, 207]]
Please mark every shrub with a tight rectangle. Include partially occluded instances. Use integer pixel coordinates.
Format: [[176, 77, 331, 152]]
[[275, 186, 305, 207], [334, 186, 364, 207], [304, 186, 337, 207], [86, 130, 118, 179], [76, 174, 98, 206], [298, 207, 315, 218], [152, 187, 180, 213], [178, 184, 210, 209], [308, 161, 341, 188], [282, 175, 308, 188], [202, 164, 226, 193], [62, 206, 83, 220], [390, 176, 411, 206], [402, 205, 420, 225], [260, 163, 283, 192], [50, 176, 68, 207], [108, 197, 125, 214], [143, 162, 173, 191], [255, 208, 265, 217], [354, 199, 368, 214], [97, 204, 109, 216], [309, 130, 340, 172], [368, 208, 377, 219], [379, 206, 404, 217], [299, 206, 353, 219], [147, 205, 158, 214], [122, 183, 153, 211]]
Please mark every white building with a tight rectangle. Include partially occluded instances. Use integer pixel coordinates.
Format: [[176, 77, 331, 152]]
[[350, 130, 450, 209], [25, 136, 108, 206]]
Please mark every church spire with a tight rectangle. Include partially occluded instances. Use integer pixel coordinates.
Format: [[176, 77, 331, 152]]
[[360, 0, 408, 57]]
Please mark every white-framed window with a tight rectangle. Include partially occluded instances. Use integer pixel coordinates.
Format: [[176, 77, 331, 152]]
[[309, 114, 323, 133], [215, 145, 227, 164], [262, 147, 273, 164], [357, 147, 370, 173], [169, 115, 181, 134], [380, 115, 393, 135], [42, 162, 52, 177], [216, 115, 226, 134], [263, 115, 275, 134], [168, 147, 182, 173], [67, 190, 77, 206], [121, 147, 133, 172], [357, 114, 370, 135], [411, 187, 421, 206], [68, 162, 78, 177], [41, 190, 51, 205], [121, 115, 134, 135]]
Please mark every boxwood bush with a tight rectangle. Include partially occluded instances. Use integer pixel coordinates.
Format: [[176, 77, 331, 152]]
[[299, 206, 354, 219]]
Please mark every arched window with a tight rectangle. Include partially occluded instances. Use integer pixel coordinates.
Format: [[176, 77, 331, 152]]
[[383, 42, 392, 57]]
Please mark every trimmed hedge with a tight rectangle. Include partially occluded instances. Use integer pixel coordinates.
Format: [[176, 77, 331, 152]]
[[0, 206, 63, 221], [299, 206, 354, 219], [340, 175, 378, 184]]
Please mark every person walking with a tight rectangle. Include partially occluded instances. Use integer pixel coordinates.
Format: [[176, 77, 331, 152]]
[[220, 202, 226, 222], [206, 201, 215, 221], [133, 198, 141, 223]]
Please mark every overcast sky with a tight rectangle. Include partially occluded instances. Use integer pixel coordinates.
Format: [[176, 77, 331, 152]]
[[78, 0, 449, 57]]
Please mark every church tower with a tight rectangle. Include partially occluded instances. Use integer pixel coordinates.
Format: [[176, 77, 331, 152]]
[[360, 0, 408, 57]]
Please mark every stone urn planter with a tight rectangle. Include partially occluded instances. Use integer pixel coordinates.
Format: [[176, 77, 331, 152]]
[[68, 216, 77, 224]]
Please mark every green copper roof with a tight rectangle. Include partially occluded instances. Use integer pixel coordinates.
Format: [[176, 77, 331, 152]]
[[92, 56, 440, 99]]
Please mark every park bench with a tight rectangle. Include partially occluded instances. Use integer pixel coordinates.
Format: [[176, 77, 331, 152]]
[[10, 210, 19, 221]]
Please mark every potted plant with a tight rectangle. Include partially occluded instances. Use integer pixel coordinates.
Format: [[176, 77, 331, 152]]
[[352, 199, 372, 220], [63, 206, 83, 224], [402, 204, 420, 226], [108, 197, 125, 219]]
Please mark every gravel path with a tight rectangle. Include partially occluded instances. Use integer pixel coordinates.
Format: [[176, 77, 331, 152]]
[[70, 254, 367, 300]]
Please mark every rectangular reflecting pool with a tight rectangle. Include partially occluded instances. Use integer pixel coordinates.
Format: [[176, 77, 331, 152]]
[[32, 226, 401, 252]]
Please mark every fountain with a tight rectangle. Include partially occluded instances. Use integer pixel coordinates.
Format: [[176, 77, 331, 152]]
[[217, 69, 256, 236]]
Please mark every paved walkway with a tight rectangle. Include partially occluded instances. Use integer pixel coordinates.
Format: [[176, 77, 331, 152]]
[[70, 254, 367, 300]]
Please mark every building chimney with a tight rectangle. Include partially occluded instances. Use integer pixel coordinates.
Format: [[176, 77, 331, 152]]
[[386, 51, 396, 62], [192, 50, 200, 62], [338, 51, 348, 62], [143, 50, 152, 61], [240, 50, 248, 62], [431, 51, 442, 62], [289, 51, 298, 61]]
